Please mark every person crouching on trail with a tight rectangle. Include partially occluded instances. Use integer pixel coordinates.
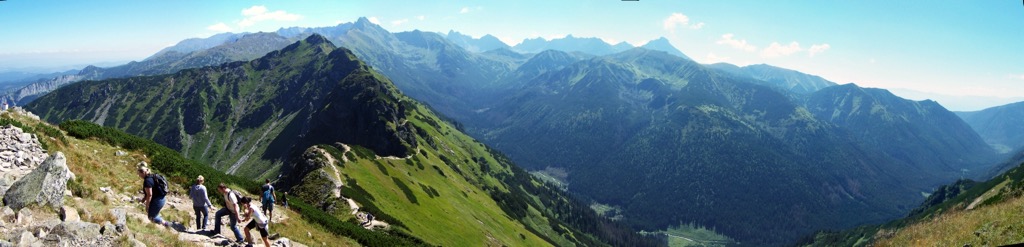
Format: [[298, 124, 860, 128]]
[[240, 197, 272, 247]]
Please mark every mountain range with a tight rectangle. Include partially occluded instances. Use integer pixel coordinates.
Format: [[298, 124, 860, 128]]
[[957, 101, 1024, 153], [26, 34, 662, 247], [13, 16, 1009, 246], [2, 32, 297, 106]]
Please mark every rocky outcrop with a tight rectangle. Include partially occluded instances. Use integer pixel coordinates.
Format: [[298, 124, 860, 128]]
[[0, 125, 48, 185], [2, 152, 73, 210], [291, 147, 346, 213]]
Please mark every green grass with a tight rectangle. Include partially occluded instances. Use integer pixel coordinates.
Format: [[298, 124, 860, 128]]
[[302, 104, 568, 247], [51, 117, 423, 246], [662, 223, 736, 247]]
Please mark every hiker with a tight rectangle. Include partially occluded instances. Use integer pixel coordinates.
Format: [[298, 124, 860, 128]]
[[189, 175, 214, 231], [261, 179, 276, 222], [137, 162, 170, 226], [239, 197, 272, 247], [210, 183, 244, 243], [281, 191, 289, 209]]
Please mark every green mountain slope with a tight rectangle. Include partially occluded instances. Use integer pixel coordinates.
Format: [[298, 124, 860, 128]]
[[803, 156, 1024, 247], [28, 34, 415, 178], [25, 34, 662, 247], [957, 101, 1024, 154], [463, 48, 997, 245], [706, 63, 837, 94], [805, 84, 997, 176]]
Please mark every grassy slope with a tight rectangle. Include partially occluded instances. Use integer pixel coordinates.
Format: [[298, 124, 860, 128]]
[[876, 195, 1024, 246], [0, 110, 362, 246], [316, 101, 577, 246], [805, 159, 1024, 246]]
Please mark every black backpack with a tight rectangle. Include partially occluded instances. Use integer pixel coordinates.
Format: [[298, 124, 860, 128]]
[[149, 174, 169, 196]]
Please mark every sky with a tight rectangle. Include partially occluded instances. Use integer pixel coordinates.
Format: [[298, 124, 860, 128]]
[[1, 1, 1021, 111]]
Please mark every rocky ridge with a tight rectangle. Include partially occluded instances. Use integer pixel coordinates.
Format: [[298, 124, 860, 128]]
[[0, 124, 49, 196], [0, 109, 301, 246]]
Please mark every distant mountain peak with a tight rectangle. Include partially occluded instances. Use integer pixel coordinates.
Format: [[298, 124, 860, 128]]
[[355, 16, 372, 25], [513, 34, 634, 55], [442, 30, 510, 52], [639, 37, 690, 60], [353, 16, 385, 30], [303, 33, 332, 45]]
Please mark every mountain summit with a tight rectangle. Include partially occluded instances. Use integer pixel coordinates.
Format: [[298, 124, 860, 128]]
[[29, 33, 417, 176], [639, 37, 690, 60]]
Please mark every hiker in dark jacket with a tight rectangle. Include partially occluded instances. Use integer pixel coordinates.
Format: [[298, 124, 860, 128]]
[[137, 162, 169, 226], [189, 175, 214, 231]]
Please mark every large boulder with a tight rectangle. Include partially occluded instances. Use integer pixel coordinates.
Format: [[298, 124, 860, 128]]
[[49, 221, 101, 241], [2, 152, 73, 210]]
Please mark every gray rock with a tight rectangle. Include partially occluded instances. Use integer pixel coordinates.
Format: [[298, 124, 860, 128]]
[[129, 238, 146, 247], [0, 206, 13, 224], [274, 238, 291, 247], [100, 221, 117, 236], [114, 150, 127, 156], [15, 208, 32, 225], [0, 240, 12, 247], [28, 219, 60, 238], [3, 152, 72, 210], [16, 230, 36, 247], [38, 234, 58, 246], [109, 207, 126, 232], [50, 221, 101, 241], [59, 206, 79, 222]]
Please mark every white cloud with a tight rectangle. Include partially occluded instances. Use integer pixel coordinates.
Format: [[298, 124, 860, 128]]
[[808, 44, 831, 57], [367, 16, 381, 24], [705, 52, 730, 64], [238, 5, 302, 28], [206, 22, 232, 32], [716, 33, 757, 52], [662, 13, 703, 32], [869, 58, 877, 64], [460, 7, 471, 14], [760, 41, 804, 58], [1009, 74, 1024, 80], [391, 19, 409, 26], [416, 15, 426, 21]]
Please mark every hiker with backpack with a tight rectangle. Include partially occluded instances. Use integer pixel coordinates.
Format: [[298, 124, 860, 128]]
[[261, 179, 276, 222], [137, 162, 170, 227], [239, 197, 272, 247], [189, 175, 214, 231], [210, 183, 244, 243]]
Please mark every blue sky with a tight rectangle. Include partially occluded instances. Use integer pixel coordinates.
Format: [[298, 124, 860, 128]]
[[1, 1, 1021, 110]]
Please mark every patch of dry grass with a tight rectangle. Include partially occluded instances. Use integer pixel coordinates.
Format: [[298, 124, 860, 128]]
[[877, 195, 1024, 246]]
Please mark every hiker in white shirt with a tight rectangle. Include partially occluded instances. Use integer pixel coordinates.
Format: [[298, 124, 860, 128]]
[[239, 197, 271, 247]]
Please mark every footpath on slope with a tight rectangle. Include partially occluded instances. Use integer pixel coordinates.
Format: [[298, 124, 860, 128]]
[[313, 144, 389, 230], [0, 108, 306, 247]]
